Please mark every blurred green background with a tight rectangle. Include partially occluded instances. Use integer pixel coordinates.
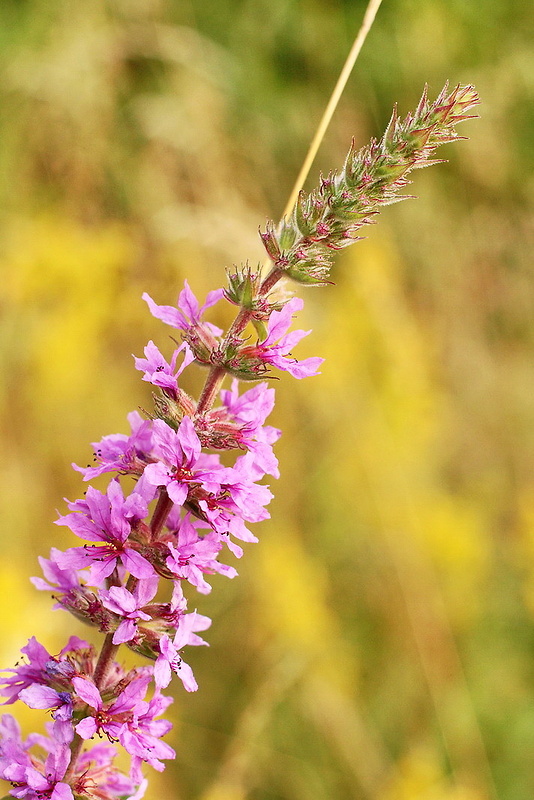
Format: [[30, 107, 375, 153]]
[[1, 1, 533, 798]]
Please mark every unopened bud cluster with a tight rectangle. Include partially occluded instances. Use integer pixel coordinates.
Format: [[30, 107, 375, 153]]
[[260, 83, 479, 286], [0, 83, 478, 800]]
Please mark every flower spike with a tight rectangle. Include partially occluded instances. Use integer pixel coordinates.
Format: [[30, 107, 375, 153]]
[[0, 82, 478, 800]]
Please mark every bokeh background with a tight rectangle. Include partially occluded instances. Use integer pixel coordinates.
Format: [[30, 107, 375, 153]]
[[1, 1, 533, 798]]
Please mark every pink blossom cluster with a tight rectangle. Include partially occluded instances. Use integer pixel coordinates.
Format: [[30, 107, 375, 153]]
[[0, 83, 478, 800], [0, 279, 322, 800]]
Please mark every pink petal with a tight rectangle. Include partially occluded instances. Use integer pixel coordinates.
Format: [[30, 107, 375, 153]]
[[142, 293, 186, 329], [19, 685, 60, 710], [72, 677, 101, 710], [154, 657, 172, 690], [143, 461, 171, 488], [177, 416, 201, 465], [113, 619, 137, 645], [51, 784, 74, 800], [166, 480, 188, 507], [175, 660, 198, 692], [178, 280, 200, 319], [283, 356, 324, 379], [75, 716, 98, 739], [122, 549, 156, 579]]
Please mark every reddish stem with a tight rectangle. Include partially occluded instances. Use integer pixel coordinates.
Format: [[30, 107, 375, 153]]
[[65, 490, 174, 784], [260, 266, 285, 295], [196, 365, 226, 415], [64, 633, 120, 782], [196, 266, 285, 415], [150, 488, 173, 541]]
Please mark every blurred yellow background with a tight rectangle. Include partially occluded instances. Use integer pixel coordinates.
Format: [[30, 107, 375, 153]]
[[1, 1, 533, 798]]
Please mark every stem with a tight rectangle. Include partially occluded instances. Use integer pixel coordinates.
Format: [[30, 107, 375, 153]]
[[64, 634, 120, 782], [150, 488, 174, 541], [196, 366, 226, 415], [197, 3, 383, 415], [91, 573, 140, 690], [64, 734, 83, 783], [260, 267, 286, 295], [65, 3, 384, 787], [196, 269, 286, 415], [278, 0, 384, 224], [65, 493, 174, 784], [92, 632, 120, 689]]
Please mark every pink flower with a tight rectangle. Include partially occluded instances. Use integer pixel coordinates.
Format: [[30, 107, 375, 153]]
[[0, 716, 147, 800], [154, 611, 211, 692], [73, 673, 150, 744], [120, 692, 175, 774], [197, 453, 274, 556], [134, 340, 194, 395], [226, 298, 324, 380], [143, 281, 224, 335], [255, 297, 324, 378], [0, 637, 87, 708], [55, 480, 155, 585], [73, 411, 155, 481], [18, 684, 74, 744], [218, 380, 281, 478], [31, 548, 86, 596], [0, 637, 53, 705], [100, 578, 159, 645], [0, 715, 73, 800], [143, 417, 233, 507], [165, 514, 237, 594]]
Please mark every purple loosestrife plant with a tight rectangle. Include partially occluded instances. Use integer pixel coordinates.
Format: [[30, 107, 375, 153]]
[[0, 83, 478, 800]]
